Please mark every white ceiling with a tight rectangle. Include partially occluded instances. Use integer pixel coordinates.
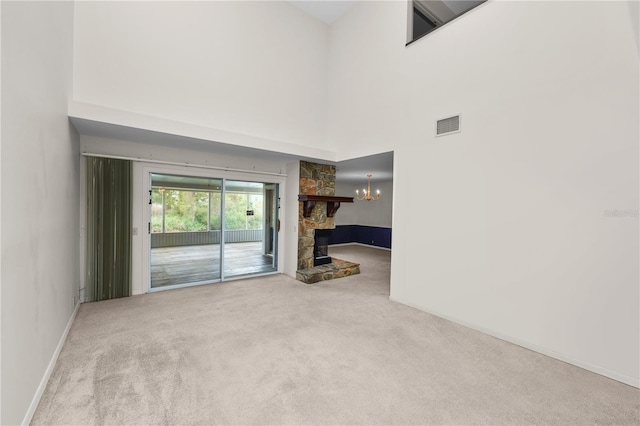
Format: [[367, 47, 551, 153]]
[[335, 152, 394, 184], [288, 0, 485, 25], [288, 1, 356, 25]]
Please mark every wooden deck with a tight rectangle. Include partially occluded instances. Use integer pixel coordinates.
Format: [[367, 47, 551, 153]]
[[151, 242, 275, 288]]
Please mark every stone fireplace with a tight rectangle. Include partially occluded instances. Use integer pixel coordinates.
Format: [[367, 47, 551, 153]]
[[296, 161, 360, 284]]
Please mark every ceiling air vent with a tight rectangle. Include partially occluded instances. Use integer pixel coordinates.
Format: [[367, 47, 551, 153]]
[[436, 115, 460, 136]]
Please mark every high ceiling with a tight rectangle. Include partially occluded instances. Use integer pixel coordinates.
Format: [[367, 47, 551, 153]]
[[289, 0, 486, 26], [285, 1, 394, 183], [72, 1, 395, 185], [288, 1, 356, 25], [335, 151, 393, 184]]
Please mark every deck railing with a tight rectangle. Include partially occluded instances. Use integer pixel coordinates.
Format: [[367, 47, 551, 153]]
[[151, 229, 263, 248]]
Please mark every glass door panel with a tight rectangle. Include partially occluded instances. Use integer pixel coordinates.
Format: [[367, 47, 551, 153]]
[[150, 173, 222, 289], [264, 184, 278, 268], [223, 180, 278, 279]]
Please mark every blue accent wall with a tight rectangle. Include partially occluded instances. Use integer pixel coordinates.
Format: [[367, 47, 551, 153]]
[[329, 225, 392, 249]]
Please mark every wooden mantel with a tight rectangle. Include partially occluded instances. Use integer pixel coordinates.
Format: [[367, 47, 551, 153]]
[[298, 195, 354, 218]]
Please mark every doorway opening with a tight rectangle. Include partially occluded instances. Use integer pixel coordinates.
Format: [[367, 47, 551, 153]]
[[149, 173, 279, 290]]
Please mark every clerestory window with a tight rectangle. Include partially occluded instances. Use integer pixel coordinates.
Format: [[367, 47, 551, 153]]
[[407, 0, 487, 45]]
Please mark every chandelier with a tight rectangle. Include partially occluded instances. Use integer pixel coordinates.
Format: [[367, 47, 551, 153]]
[[355, 174, 380, 201]]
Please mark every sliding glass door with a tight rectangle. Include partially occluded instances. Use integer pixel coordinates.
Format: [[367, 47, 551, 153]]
[[149, 173, 278, 290], [150, 174, 222, 288]]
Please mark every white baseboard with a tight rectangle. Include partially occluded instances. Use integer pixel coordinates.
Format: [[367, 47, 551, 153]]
[[22, 302, 81, 425], [329, 242, 391, 252], [388, 296, 640, 389]]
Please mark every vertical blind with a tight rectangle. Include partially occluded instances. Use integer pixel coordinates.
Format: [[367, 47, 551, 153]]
[[86, 157, 132, 301]]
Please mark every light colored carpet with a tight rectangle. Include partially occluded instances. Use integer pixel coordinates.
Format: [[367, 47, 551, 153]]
[[32, 245, 639, 425]]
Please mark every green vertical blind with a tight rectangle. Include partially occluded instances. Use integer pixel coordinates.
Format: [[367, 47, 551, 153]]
[[86, 157, 132, 301]]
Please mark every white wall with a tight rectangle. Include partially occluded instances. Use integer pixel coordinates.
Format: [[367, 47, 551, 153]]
[[82, 135, 293, 294], [1, 2, 80, 424], [0, 4, 3, 422], [335, 180, 393, 228], [284, 161, 301, 277], [0, 4, 3, 421], [73, 1, 331, 151], [327, 1, 639, 386]]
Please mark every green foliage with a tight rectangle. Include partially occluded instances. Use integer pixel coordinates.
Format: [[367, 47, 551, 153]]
[[224, 193, 247, 230], [151, 216, 163, 233], [151, 189, 164, 233], [209, 193, 222, 230], [224, 193, 264, 230], [151, 188, 263, 233], [247, 194, 263, 230], [165, 190, 208, 232]]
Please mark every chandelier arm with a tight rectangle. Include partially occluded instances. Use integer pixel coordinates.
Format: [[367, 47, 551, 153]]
[[355, 174, 381, 201]]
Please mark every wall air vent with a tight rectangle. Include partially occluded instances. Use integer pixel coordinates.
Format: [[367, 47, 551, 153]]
[[436, 115, 461, 136]]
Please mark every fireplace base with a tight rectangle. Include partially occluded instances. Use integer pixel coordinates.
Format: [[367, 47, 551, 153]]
[[296, 258, 360, 284]]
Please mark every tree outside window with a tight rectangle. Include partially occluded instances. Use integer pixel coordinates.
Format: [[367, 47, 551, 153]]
[[209, 192, 222, 230], [164, 190, 209, 232], [152, 188, 262, 233], [151, 188, 164, 233], [247, 194, 263, 230], [224, 193, 263, 230]]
